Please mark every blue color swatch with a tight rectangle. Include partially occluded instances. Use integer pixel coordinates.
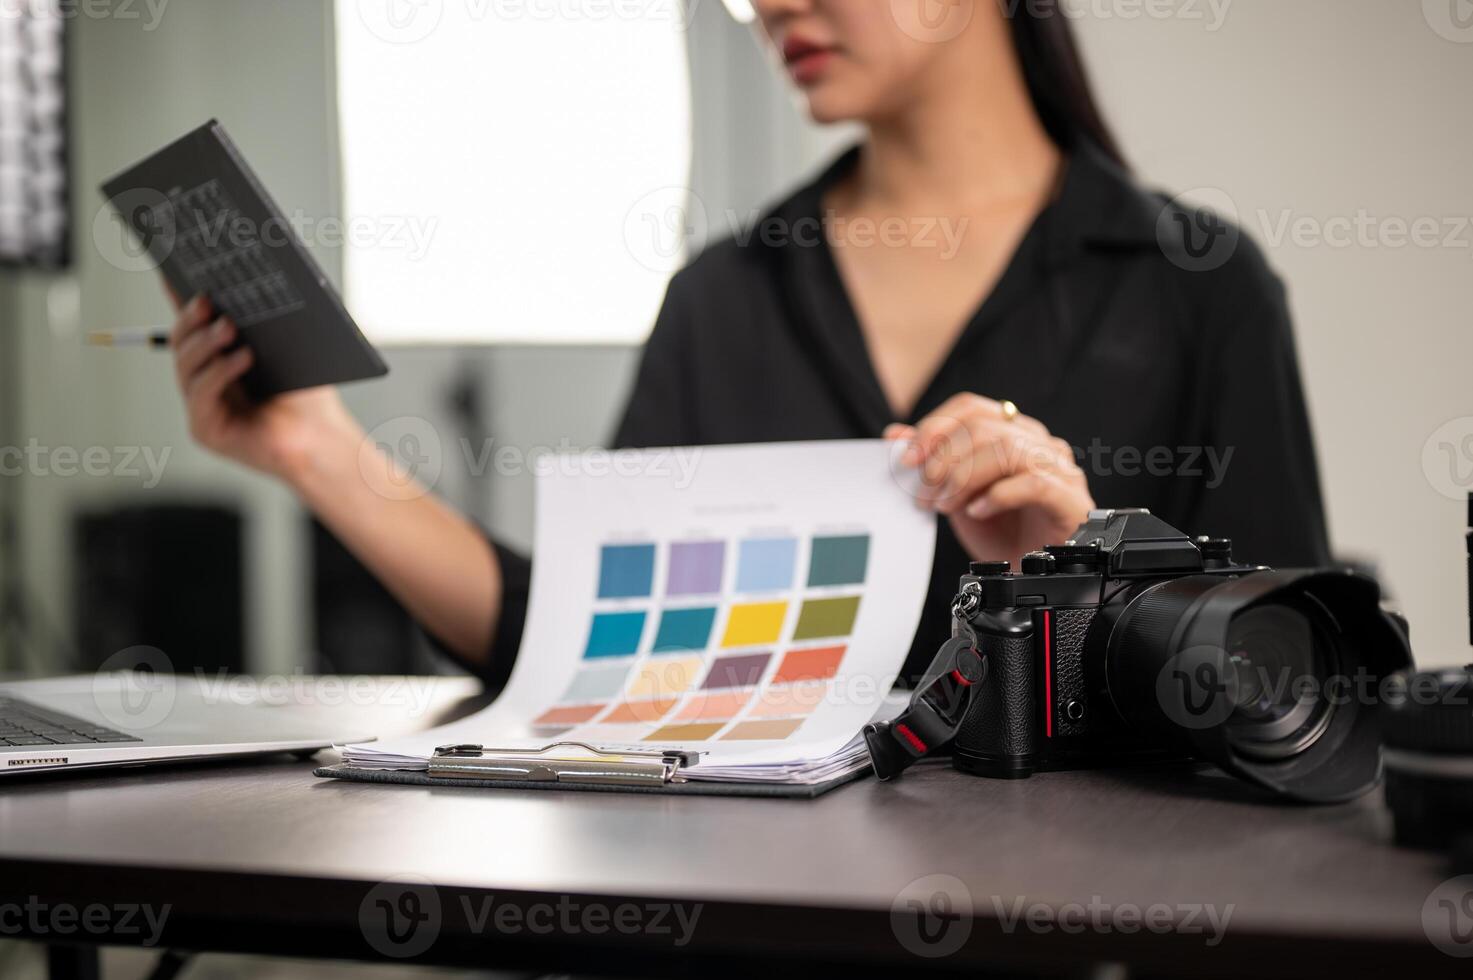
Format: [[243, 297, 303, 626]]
[[583, 611, 646, 659], [807, 535, 870, 587], [598, 544, 655, 599], [736, 538, 798, 593], [652, 607, 717, 653], [561, 664, 631, 702]]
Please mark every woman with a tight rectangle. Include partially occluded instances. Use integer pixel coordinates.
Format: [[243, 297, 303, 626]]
[[168, 1, 1328, 685]]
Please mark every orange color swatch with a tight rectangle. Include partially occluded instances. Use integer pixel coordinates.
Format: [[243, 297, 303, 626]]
[[673, 689, 753, 723], [747, 680, 827, 718], [601, 698, 676, 724], [771, 645, 846, 685], [722, 718, 805, 741], [533, 703, 604, 727], [645, 723, 725, 742]]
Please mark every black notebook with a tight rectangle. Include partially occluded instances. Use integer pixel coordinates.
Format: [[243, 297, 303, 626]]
[[101, 120, 388, 399]]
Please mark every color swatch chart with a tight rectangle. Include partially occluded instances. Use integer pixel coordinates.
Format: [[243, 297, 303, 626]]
[[371, 440, 942, 770], [532, 532, 872, 745]]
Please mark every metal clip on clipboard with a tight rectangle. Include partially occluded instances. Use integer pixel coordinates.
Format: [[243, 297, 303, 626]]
[[429, 742, 702, 788]]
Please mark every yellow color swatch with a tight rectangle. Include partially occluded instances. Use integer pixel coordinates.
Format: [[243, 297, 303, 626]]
[[721, 602, 787, 648], [625, 656, 704, 700]]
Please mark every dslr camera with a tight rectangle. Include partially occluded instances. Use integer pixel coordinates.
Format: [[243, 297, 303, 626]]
[[864, 509, 1413, 802]]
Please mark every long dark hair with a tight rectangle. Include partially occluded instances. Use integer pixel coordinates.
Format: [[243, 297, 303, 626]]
[[1007, 8, 1128, 169]]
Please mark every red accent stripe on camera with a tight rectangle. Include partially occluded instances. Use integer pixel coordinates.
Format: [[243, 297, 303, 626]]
[[1043, 610, 1054, 739], [950, 668, 972, 688], [895, 724, 927, 754]]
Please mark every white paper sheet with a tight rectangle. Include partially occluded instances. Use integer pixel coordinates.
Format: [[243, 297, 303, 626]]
[[343, 440, 936, 778]]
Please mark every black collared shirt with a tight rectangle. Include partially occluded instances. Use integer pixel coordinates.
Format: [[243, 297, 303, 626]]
[[480, 144, 1330, 685]]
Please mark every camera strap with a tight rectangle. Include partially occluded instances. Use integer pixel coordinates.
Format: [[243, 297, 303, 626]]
[[864, 630, 987, 780]]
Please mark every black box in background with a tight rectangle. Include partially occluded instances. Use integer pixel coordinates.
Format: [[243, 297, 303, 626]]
[[74, 504, 244, 674]]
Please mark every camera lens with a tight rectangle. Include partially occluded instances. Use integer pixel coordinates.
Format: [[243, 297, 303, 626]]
[[1103, 570, 1411, 802], [1221, 601, 1338, 761]]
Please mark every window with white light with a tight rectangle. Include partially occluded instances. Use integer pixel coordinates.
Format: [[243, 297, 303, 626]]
[[334, 0, 692, 345]]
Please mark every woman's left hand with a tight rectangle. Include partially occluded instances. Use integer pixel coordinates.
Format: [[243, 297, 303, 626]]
[[886, 393, 1096, 565]]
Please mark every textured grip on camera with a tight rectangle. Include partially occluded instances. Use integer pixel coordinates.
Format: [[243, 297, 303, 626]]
[[958, 632, 1035, 761]]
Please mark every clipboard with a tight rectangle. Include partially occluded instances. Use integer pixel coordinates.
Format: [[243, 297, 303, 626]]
[[314, 741, 871, 799]]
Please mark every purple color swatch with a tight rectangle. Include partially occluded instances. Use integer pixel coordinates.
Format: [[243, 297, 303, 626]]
[[666, 540, 725, 596], [701, 652, 772, 690]]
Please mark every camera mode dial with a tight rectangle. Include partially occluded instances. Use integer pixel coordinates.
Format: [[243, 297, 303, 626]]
[[1020, 551, 1055, 575], [1195, 536, 1234, 567], [1045, 543, 1101, 573]]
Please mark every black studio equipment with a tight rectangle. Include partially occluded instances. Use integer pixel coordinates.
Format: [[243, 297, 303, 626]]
[[866, 509, 1413, 802], [73, 505, 245, 674], [1382, 492, 1473, 854]]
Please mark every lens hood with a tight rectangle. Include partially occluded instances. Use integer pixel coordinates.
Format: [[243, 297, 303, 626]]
[[1109, 569, 1413, 803]]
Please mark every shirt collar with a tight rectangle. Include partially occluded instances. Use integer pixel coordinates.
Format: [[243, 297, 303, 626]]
[[786, 140, 1164, 263], [1041, 141, 1164, 269], [765, 141, 1166, 431]]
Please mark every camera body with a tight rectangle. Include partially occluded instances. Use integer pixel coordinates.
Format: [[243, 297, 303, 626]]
[[866, 507, 1413, 802], [953, 509, 1255, 779]]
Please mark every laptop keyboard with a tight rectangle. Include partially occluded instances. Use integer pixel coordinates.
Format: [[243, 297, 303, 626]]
[[0, 697, 142, 746]]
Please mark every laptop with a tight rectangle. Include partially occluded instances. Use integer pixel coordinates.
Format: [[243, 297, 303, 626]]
[[0, 673, 364, 776]]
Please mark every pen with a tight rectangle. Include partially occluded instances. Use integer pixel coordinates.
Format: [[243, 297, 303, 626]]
[[85, 329, 171, 350]]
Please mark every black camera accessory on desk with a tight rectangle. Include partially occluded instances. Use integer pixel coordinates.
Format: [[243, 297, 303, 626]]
[[1383, 669, 1473, 848], [1382, 492, 1473, 851], [865, 509, 1414, 803]]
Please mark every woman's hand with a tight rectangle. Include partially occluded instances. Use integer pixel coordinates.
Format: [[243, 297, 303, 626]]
[[169, 293, 359, 483], [168, 290, 502, 663], [887, 393, 1095, 564]]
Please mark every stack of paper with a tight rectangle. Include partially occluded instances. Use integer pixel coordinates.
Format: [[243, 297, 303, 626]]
[[338, 441, 935, 789]]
